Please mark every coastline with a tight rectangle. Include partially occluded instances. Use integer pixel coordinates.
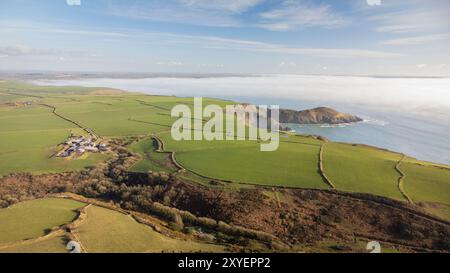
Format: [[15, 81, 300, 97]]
[[9, 77, 450, 166]]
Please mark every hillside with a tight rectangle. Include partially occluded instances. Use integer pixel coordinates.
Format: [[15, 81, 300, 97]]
[[0, 80, 449, 253], [279, 107, 362, 124]]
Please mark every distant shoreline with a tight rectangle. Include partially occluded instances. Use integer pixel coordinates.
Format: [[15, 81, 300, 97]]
[[1, 71, 449, 81]]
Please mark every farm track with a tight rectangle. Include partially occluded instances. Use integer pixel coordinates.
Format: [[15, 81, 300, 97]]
[[395, 154, 414, 204]]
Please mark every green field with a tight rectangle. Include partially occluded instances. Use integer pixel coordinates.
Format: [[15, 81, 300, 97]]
[[0, 92, 111, 176], [1, 80, 449, 206], [75, 205, 225, 253], [129, 137, 177, 173], [0, 197, 225, 253], [401, 162, 450, 205], [0, 234, 68, 253], [322, 143, 404, 200], [0, 198, 85, 244], [175, 139, 325, 188]]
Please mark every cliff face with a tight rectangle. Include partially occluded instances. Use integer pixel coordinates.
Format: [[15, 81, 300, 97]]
[[279, 107, 362, 125]]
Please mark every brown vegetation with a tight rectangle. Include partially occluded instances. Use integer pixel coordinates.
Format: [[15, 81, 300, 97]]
[[1, 136, 449, 252]]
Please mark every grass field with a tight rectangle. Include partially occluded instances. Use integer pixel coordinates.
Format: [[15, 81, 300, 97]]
[[156, 130, 327, 188], [0, 233, 68, 253], [0, 95, 110, 176], [75, 205, 225, 253], [322, 143, 405, 200], [0, 198, 85, 244], [129, 137, 177, 173], [178, 141, 325, 188], [401, 163, 450, 205], [1, 80, 449, 206]]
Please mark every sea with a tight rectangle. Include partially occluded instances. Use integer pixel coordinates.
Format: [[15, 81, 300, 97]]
[[32, 74, 450, 165]]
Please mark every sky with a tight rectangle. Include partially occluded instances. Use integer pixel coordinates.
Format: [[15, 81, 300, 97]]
[[0, 0, 449, 76]]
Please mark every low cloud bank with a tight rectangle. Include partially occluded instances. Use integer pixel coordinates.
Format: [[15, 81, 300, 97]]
[[33, 74, 450, 120]]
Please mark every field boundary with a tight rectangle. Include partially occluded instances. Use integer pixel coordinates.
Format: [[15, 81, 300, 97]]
[[318, 142, 336, 189], [54, 190, 450, 251], [153, 135, 346, 189], [51, 193, 233, 250], [320, 190, 450, 226], [0, 88, 44, 99], [353, 232, 445, 253], [128, 117, 171, 128], [66, 204, 91, 253], [0, 228, 66, 251], [38, 103, 99, 139], [136, 99, 171, 111], [0, 202, 91, 252], [152, 135, 186, 172], [152, 135, 245, 184], [395, 154, 414, 204]]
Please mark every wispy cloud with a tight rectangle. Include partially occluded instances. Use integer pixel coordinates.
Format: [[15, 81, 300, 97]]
[[180, 0, 263, 13], [0, 44, 74, 57], [0, 22, 402, 59], [258, 0, 349, 31], [0, 45, 32, 56], [105, 0, 256, 27], [105, 0, 349, 31], [370, 9, 450, 34], [148, 32, 401, 58], [0, 42, 90, 59], [381, 33, 450, 45], [0, 21, 130, 38]]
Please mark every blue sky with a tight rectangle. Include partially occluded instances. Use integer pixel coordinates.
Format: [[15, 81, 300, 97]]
[[0, 0, 449, 75]]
